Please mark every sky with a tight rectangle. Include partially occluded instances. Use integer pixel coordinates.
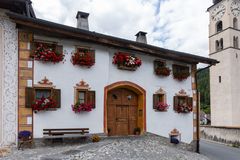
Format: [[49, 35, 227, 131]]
[[31, 0, 212, 58]]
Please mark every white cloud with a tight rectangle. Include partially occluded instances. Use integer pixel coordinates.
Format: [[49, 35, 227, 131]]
[[31, 0, 212, 58]]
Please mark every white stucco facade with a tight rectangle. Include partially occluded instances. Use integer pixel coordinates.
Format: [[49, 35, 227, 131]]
[[33, 36, 194, 143], [0, 11, 18, 147], [209, 0, 240, 126]]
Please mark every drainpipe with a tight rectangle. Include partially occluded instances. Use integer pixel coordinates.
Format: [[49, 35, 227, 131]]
[[195, 64, 214, 153]]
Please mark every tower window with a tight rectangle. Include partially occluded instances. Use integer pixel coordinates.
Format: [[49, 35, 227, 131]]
[[216, 21, 223, 32], [233, 18, 238, 29], [219, 76, 221, 83], [233, 36, 239, 48], [216, 39, 223, 52]]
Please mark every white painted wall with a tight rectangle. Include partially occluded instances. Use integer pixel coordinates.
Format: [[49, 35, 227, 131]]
[[34, 36, 194, 143]]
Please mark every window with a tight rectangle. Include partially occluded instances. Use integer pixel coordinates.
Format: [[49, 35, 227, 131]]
[[220, 38, 223, 49], [233, 18, 238, 29], [74, 80, 96, 108], [216, 21, 223, 32], [173, 89, 193, 113], [219, 76, 221, 83], [216, 40, 219, 51], [233, 36, 239, 48], [77, 91, 86, 103], [35, 89, 51, 100], [153, 88, 167, 111], [25, 77, 61, 110]]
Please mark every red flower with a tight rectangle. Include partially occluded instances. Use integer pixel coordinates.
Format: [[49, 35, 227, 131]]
[[31, 97, 57, 112], [154, 102, 169, 111], [175, 105, 192, 113], [155, 67, 171, 76], [71, 50, 95, 67], [31, 43, 64, 63], [112, 52, 142, 68], [72, 102, 93, 113]]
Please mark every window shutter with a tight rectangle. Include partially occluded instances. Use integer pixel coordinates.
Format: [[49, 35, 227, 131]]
[[153, 94, 159, 109], [173, 96, 179, 111], [30, 42, 37, 58], [187, 97, 193, 107], [53, 89, 61, 108], [25, 87, 34, 108], [55, 45, 63, 54], [87, 91, 96, 108]]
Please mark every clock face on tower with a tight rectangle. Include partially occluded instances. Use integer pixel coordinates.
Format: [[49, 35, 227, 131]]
[[231, 1, 240, 17], [211, 4, 226, 21]]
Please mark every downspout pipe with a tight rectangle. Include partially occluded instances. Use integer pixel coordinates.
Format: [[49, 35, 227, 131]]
[[195, 64, 214, 153]]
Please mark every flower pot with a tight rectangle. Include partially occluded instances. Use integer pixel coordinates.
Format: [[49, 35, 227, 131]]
[[117, 64, 137, 71]]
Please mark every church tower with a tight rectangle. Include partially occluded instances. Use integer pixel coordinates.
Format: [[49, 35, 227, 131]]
[[208, 0, 240, 126]]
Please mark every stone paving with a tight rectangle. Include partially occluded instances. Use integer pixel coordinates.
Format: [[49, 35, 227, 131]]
[[1, 134, 209, 160]]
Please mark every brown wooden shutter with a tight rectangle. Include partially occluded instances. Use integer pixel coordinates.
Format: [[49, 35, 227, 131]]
[[153, 94, 159, 109], [25, 87, 34, 108], [52, 89, 61, 108], [187, 97, 193, 107], [87, 91, 96, 108], [90, 49, 95, 63], [173, 96, 179, 111], [30, 42, 37, 58], [55, 45, 63, 54]]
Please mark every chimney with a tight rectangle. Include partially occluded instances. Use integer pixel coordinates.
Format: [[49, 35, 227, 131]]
[[76, 11, 89, 30], [135, 31, 147, 44]]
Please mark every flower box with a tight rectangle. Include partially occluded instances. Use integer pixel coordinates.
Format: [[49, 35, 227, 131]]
[[72, 102, 93, 113], [31, 42, 64, 63], [154, 60, 171, 77], [32, 97, 57, 113], [154, 102, 169, 112], [172, 64, 190, 81], [175, 105, 193, 113], [71, 48, 95, 67], [113, 52, 142, 70]]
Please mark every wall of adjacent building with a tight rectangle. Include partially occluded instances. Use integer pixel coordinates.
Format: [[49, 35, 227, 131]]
[[209, 0, 240, 126], [32, 35, 196, 143], [0, 10, 18, 147]]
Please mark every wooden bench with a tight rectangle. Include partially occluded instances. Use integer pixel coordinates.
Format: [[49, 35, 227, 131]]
[[43, 128, 89, 142]]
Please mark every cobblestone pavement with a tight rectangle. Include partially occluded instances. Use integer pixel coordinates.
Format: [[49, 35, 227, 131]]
[[1, 135, 209, 160]]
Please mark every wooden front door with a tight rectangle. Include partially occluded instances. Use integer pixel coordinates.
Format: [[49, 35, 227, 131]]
[[107, 88, 138, 136]]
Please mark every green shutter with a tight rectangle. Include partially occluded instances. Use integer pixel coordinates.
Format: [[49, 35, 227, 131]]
[[53, 89, 61, 108], [25, 87, 34, 108], [87, 91, 96, 108]]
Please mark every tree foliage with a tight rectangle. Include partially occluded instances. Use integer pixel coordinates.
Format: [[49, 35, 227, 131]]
[[197, 68, 210, 114]]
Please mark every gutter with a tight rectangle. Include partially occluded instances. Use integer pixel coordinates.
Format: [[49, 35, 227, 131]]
[[195, 64, 216, 153]]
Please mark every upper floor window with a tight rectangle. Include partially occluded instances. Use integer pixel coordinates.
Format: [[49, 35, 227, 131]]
[[216, 21, 223, 32], [216, 38, 224, 52], [233, 36, 239, 48], [233, 18, 238, 29]]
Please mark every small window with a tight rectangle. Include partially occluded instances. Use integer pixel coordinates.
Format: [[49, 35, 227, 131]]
[[219, 76, 221, 83], [234, 36, 239, 48], [220, 38, 223, 49], [216, 21, 223, 32], [78, 91, 86, 103], [35, 89, 51, 100], [233, 18, 238, 29]]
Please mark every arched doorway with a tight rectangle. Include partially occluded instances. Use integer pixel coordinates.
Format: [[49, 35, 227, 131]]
[[104, 81, 146, 136]]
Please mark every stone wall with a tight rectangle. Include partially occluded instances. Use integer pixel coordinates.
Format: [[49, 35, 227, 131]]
[[200, 125, 240, 146]]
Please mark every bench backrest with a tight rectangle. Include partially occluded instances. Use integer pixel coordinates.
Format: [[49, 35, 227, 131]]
[[43, 128, 89, 135]]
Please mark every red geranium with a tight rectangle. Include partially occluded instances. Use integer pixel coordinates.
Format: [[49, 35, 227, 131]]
[[31, 43, 64, 63], [175, 105, 192, 113], [155, 67, 171, 76], [71, 50, 95, 67], [72, 102, 93, 113], [112, 52, 142, 67], [155, 102, 169, 111], [32, 97, 57, 113]]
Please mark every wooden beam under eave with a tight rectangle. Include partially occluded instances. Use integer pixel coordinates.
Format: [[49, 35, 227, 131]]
[[14, 20, 200, 64]]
